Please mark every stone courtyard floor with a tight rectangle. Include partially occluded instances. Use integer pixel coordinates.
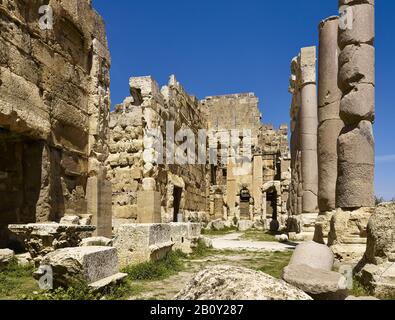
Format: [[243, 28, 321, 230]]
[[128, 232, 296, 300]]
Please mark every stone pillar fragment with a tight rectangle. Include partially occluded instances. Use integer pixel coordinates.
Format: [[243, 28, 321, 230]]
[[336, 0, 375, 208], [317, 17, 344, 213]]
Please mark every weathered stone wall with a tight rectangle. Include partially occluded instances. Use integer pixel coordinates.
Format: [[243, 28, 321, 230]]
[[0, 0, 111, 246], [203, 94, 290, 228], [108, 75, 208, 223]]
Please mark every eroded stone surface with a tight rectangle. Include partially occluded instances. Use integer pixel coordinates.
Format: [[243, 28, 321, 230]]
[[176, 265, 312, 300]]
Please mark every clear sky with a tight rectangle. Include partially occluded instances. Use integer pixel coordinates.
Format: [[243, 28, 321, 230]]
[[93, 0, 395, 200]]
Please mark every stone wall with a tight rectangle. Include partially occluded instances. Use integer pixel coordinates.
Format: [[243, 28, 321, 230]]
[[108, 75, 208, 223], [203, 94, 290, 228], [0, 0, 111, 246]]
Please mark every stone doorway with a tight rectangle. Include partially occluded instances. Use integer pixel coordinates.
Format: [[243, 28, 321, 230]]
[[0, 129, 44, 248], [239, 187, 251, 219], [173, 186, 183, 222], [266, 190, 278, 221]]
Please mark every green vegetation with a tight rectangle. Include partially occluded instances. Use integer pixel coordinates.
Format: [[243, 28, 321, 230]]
[[350, 278, 371, 297], [123, 250, 187, 281], [201, 226, 237, 236], [240, 230, 282, 242], [0, 259, 37, 300], [189, 239, 214, 259], [255, 251, 293, 279]]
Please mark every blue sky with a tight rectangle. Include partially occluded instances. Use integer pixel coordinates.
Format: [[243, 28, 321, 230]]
[[94, 0, 395, 200]]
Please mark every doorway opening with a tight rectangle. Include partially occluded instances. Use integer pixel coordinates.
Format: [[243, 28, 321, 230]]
[[239, 187, 251, 219], [266, 190, 278, 221], [0, 129, 43, 248], [173, 186, 183, 222]]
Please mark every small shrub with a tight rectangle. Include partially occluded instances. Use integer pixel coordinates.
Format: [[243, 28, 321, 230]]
[[351, 278, 371, 297]]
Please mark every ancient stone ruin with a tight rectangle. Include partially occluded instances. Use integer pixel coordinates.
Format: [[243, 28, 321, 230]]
[[0, 0, 393, 301], [0, 0, 112, 249]]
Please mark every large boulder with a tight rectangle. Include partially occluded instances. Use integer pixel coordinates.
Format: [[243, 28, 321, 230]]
[[355, 202, 395, 298], [0, 249, 15, 267], [363, 202, 395, 265], [289, 241, 334, 271], [282, 264, 348, 300], [175, 265, 312, 300], [35, 247, 126, 289]]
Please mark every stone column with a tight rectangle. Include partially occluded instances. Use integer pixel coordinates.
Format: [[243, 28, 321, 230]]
[[315, 17, 344, 242], [327, 1, 375, 261], [252, 155, 263, 217], [298, 46, 319, 214], [336, 0, 375, 208]]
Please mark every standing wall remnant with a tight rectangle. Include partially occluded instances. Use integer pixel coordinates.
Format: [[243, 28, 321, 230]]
[[0, 0, 112, 246]]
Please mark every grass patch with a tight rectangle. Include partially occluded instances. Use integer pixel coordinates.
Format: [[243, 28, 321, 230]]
[[189, 239, 214, 259], [255, 251, 293, 279], [350, 278, 371, 297], [123, 250, 186, 281], [0, 259, 37, 300], [201, 226, 237, 236], [240, 230, 282, 242], [24, 281, 145, 301]]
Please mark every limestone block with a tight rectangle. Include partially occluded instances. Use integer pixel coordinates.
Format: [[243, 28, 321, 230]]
[[176, 265, 312, 300], [289, 241, 334, 271], [37, 247, 119, 288], [137, 191, 161, 223], [337, 121, 374, 165], [338, 4, 375, 49], [113, 224, 173, 267], [363, 202, 395, 265], [339, 44, 375, 89], [282, 264, 348, 300], [0, 248, 15, 266], [237, 220, 254, 232], [169, 223, 201, 254], [299, 47, 317, 85], [339, 84, 375, 125], [142, 177, 156, 191], [328, 207, 374, 255], [337, 163, 375, 208]]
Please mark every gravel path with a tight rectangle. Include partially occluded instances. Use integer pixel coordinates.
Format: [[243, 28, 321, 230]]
[[210, 232, 298, 252]]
